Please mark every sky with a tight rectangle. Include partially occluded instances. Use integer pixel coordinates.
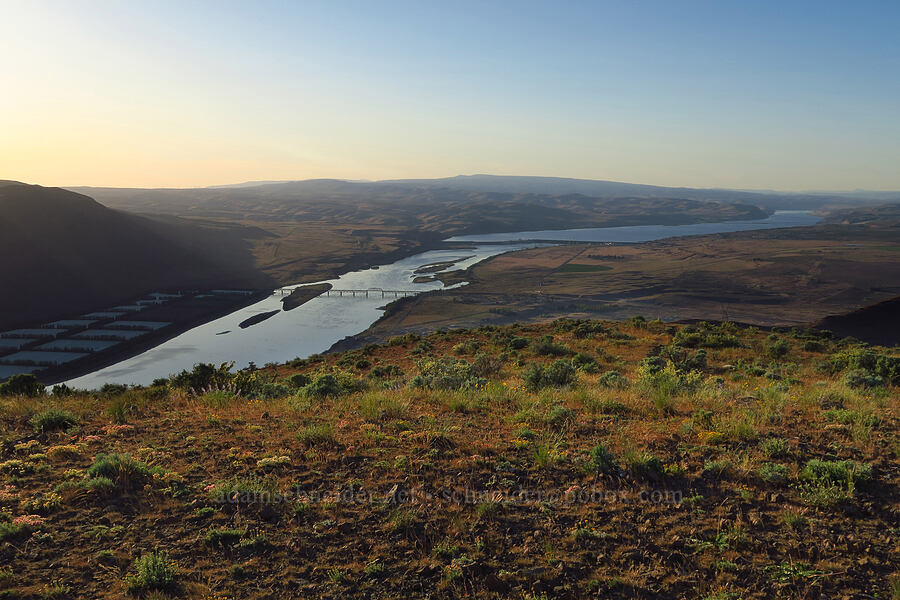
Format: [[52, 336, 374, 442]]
[[2, 0, 899, 190]]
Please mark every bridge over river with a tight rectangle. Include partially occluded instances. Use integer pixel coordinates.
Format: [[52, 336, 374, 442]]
[[274, 287, 421, 298]]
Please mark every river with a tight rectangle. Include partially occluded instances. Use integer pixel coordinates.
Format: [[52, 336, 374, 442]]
[[64, 210, 819, 388]]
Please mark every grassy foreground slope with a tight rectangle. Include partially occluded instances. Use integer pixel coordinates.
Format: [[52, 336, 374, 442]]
[[0, 320, 898, 599]]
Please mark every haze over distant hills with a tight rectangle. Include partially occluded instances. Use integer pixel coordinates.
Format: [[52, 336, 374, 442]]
[[379, 175, 900, 210], [69, 177, 771, 233], [79, 175, 898, 213]]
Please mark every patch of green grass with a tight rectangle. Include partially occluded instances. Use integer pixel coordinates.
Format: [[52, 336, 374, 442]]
[[388, 508, 418, 532], [765, 561, 826, 584], [759, 437, 790, 458], [589, 442, 619, 475], [703, 460, 731, 477], [30, 409, 78, 433], [781, 510, 807, 530], [125, 550, 178, 593], [204, 528, 244, 547], [296, 423, 336, 447], [86, 453, 162, 490], [358, 393, 409, 422], [0, 522, 26, 542], [475, 500, 503, 520], [39, 582, 71, 599], [800, 459, 872, 486], [758, 463, 789, 485], [625, 451, 664, 479]]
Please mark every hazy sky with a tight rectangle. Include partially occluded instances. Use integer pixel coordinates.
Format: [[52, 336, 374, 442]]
[[2, 0, 899, 190]]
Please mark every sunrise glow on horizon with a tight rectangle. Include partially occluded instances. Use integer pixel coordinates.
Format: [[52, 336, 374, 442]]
[[2, 0, 900, 190]]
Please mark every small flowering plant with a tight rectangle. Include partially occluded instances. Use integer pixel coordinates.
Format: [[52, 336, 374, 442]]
[[12, 514, 45, 528], [104, 424, 135, 436]]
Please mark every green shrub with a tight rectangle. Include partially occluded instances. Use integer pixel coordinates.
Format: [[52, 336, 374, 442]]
[[0, 374, 44, 397], [475, 500, 503, 520], [673, 329, 741, 349], [302, 371, 365, 397], [289, 373, 311, 388], [596, 370, 629, 389], [572, 352, 597, 370], [692, 409, 714, 429], [758, 463, 789, 485], [205, 528, 244, 547], [637, 361, 700, 414], [627, 453, 664, 479], [125, 550, 178, 593], [657, 345, 708, 371], [759, 437, 790, 458], [369, 364, 403, 378], [170, 362, 234, 391], [107, 396, 132, 424], [470, 353, 504, 378], [0, 459, 34, 476], [412, 357, 484, 391], [589, 442, 619, 475], [825, 349, 899, 385], [766, 338, 790, 358], [358, 394, 409, 422], [0, 521, 26, 542], [546, 405, 575, 428], [800, 459, 872, 486], [79, 477, 116, 495], [531, 335, 572, 357], [30, 409, 78, 433], [703, 460, 731, 477], [824, 408, 881, 428], [842, 369, 884, 389], [296, 423, 336, 447], [87, 454, 162, 490], [802, 340, 826, 352], [523, 360, 576, 390], [508, 337, 529, 350], [207, 476, 278, 504]]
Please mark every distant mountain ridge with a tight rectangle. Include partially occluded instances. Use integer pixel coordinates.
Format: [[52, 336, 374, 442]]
[[73, 174, 897, 212], [379, 174, 897, 210], [70, 179, 770, 236]]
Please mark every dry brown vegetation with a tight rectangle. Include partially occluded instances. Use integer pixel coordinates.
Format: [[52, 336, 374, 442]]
[[359, 223, 900, 339], [0, 319, 897, 599]]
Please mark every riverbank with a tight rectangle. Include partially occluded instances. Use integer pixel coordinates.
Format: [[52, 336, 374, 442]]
[[40, 291, 270, 386], [54, 211, 834, 388], [328, 223, 900, 351]]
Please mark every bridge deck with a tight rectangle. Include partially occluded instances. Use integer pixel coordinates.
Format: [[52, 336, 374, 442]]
[[274, 288, 421, 298]]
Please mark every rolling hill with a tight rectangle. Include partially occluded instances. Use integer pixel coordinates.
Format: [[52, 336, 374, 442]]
[[71, 179, 770, 234], [0, 182, 273, 330]]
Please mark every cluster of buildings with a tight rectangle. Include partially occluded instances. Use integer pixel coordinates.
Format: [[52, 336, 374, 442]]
[[0, 292, 179, 382]]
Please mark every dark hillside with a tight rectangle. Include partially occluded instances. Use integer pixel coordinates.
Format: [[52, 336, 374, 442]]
[[0, 182, 272, 329]]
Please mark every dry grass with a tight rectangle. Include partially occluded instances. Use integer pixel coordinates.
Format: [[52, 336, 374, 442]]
[[0, 319, 896, 599]]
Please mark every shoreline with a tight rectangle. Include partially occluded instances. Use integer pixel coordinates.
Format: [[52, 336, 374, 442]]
[[41, 291, 271, 386], [30, 212, 799, 387]]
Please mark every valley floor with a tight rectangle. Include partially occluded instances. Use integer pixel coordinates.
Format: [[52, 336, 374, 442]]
[[350, 223, 900, 346]]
